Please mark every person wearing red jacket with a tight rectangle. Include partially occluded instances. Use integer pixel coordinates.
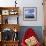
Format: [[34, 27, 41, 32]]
[[21, 28, 41, 46]]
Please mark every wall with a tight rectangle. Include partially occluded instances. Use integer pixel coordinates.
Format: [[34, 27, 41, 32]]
[[44, 0, 46, 26], [0, 0, 15, 7], [17, 0, 44, 26], [0, 0, 44, 26]]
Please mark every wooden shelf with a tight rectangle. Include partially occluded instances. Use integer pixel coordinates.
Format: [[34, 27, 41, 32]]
[[1, 40, 19, 46], [0, 7, 19, 15], [2, 40, 19, 42], [0, 24, 20, 32], [0, 7, 19, 24], [0, 7, 20, 46], [0, 7, 19, 10]]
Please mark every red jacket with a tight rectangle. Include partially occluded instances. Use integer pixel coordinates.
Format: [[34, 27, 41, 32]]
[[21, 28, 41, 46]]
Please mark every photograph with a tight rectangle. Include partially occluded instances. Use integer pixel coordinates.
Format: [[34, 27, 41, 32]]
[[23, 7, 37, 21]]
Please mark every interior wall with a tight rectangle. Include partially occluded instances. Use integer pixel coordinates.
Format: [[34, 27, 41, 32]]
[[18, 0, 44, 26], [44, 0, 46, 26], [0, 0, 15, 7]]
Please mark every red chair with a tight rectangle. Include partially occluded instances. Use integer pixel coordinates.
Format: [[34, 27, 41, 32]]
[[21, 28, 41, 46]]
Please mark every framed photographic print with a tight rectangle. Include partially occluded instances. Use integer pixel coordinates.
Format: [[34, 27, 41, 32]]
[[9, 9, 17, 15], [9, 10, 15, 15], [23, 7, 37, 21], [2, 10, 9, 15]]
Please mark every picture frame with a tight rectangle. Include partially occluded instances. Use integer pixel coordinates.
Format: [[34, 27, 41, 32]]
[[9, 10, 17, 15], [23, 7, 37, 21], [2, 10, 9, 15]]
